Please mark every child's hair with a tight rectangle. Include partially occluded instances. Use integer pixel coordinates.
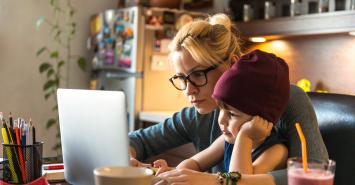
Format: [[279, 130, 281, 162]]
[[169, 13, 242, 68], [212, 50, 290, 124], [215, 99, 228, 110]]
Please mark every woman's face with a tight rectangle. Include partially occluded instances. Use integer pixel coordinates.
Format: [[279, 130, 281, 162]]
[[171, 50, 227, 114]]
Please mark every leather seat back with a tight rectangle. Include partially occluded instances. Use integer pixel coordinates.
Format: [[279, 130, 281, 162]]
[[308, 92, 355, 185]]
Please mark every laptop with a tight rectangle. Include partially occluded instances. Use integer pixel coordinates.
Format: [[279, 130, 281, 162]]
[[57, 89, 129, 185]]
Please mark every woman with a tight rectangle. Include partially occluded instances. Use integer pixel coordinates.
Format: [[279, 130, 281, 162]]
[[129, 14, 328, 185]]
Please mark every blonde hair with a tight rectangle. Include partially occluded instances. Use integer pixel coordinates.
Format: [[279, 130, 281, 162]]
[[169, 14, 242, 67]]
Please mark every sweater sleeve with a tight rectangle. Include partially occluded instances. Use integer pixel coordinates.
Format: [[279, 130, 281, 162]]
[[128, 107, 197, 160], [270, 85, 329, 185]]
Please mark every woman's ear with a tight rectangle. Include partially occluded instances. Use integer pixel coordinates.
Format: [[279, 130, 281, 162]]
[[229, 55, 239, 67], [230, 55, 239, 66]]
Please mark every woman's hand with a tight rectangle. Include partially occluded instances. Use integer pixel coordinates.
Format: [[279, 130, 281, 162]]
[[154, 168, 219, 185], [239, 116, 273, 143]]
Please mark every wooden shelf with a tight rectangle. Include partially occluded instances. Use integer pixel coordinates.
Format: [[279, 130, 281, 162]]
[[235, 11, 355, 39]]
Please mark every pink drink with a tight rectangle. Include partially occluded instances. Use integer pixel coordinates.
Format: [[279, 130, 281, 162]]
[[288, 168, 334, 185]]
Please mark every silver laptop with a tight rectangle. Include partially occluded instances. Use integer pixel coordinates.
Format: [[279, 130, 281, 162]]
[[57, 89, 129, 185]]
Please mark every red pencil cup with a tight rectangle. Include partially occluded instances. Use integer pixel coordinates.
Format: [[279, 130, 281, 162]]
[[2, 142, 43, 184]]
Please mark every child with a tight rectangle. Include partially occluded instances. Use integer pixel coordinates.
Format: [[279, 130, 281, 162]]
[[154, 50, 290, 175]]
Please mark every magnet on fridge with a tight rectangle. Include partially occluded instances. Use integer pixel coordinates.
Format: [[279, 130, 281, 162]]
[[90, 14, 101, 36], [162, 11, 175, 24], [123, 44, 132, 56], [124, 11, 129, 22], [118, 58, 132, 68], [116, 11, 124, 21], [115, 24, 125, 35], [124, 27, 134, 39]]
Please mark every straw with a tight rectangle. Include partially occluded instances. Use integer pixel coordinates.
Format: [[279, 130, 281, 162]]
[[295, 122, 308, 172]]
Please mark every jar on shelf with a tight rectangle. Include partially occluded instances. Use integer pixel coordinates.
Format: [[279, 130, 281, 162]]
[[290, 0, 302, 17], [264, 1, 276, 20], [243, 4, 253, 22], [318, 0, 330, 12]]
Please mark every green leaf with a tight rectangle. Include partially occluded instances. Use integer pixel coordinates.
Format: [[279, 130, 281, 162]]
[[46, 118, 56, 129], [52, 142, 61, 150], [77, 57, 86, 71], [69, 10, 75, 17], [44, 93, 52, 100], [55, 30, 61, 38], [36, 47, 47, 57], [36, 16, 45, 29], [47, 68, 55, 78], [51, 25, 59, 33], [52, 105, 58, 111], [71, 29, 76, 35], [57, 60, 65, 68], [39, 63, 52, 73], [50, 51, 59, 59], [43, 80, 56, 91]]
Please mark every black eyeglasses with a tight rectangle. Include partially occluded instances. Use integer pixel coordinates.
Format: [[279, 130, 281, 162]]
[[169, 66, 217, 91]]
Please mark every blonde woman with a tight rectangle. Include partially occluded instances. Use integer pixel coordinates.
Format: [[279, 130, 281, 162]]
[[129, 14, 328, 185]]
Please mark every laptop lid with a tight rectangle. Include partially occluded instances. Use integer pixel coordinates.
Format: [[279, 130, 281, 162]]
[[57, 89, 129, 185]]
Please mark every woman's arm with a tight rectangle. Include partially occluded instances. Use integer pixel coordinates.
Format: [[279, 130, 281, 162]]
[[177, 135, 225, 171], [129, 107, 197, 160], [270, 85, 329, 185], [156, 168, 276, 185], [284, 85, 328, 160]]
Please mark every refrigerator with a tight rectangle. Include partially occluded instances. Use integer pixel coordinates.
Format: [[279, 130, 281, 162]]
[[89, 6, 206, 132], [89, 6, 144, 132]]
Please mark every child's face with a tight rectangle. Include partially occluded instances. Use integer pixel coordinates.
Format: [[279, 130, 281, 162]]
[[218, 104, 252, 144]]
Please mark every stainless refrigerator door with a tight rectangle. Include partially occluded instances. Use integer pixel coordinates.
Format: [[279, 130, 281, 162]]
[[100, 6, 144, 73], [96, 71, 143, 132]]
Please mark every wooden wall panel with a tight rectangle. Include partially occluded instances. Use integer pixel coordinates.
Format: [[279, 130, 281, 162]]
[[246, 34, 355, 95]]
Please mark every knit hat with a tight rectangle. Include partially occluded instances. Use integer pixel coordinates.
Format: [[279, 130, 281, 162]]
[[212, 50, 290, 124]]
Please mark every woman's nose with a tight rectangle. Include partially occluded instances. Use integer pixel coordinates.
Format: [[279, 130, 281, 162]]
[[184, 81, 198, 95]]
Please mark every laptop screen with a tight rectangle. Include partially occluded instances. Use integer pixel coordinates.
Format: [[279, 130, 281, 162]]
[[57, 89, 129, 185]]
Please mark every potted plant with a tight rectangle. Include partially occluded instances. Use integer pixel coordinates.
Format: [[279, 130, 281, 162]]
[[36, 0, 86, 156]]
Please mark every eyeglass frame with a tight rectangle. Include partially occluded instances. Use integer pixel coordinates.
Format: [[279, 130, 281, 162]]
[[169, 65, 218, 91]]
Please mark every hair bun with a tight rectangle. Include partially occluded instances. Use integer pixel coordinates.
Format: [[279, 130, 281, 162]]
[[208, 13, 231, 31]]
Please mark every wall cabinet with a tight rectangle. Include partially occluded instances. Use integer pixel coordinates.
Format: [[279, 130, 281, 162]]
[[235, 11, 355, 39]]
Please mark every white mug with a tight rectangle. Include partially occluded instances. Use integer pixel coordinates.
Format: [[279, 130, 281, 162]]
[[94, 166, 156, 185]]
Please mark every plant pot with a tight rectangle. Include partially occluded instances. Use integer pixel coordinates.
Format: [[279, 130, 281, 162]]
[[149, 0, 181, 9]]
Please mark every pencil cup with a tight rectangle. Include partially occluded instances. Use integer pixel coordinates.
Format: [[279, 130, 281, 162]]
[[2, 142, 43, 184]]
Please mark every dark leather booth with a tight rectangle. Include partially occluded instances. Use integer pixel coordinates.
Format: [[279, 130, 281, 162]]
[[308, 92, 355, 185]]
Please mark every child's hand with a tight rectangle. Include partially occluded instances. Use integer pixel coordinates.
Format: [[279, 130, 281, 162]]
[[129, 157, 142, 167], [153, 159, 171, 175], [239, 116, 273, 143], [153, 159, 168, 168], [130, 157, 153, 168]]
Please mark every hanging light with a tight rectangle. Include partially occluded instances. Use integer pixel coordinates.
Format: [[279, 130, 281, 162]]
[[249, 37, 267, 43]]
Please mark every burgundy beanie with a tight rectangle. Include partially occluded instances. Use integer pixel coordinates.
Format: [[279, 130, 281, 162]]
[[213, 50, 290, 124]]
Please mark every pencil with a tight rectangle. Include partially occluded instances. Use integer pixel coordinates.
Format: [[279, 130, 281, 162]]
[[2, 128, 19, 183], [15, 127, 27, 183]]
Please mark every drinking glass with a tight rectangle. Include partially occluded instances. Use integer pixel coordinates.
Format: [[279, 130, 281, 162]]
[[288, 158, 336, 185]]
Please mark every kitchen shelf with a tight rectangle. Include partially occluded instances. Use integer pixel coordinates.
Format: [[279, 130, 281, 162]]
[[235, 11, 355, 39]]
